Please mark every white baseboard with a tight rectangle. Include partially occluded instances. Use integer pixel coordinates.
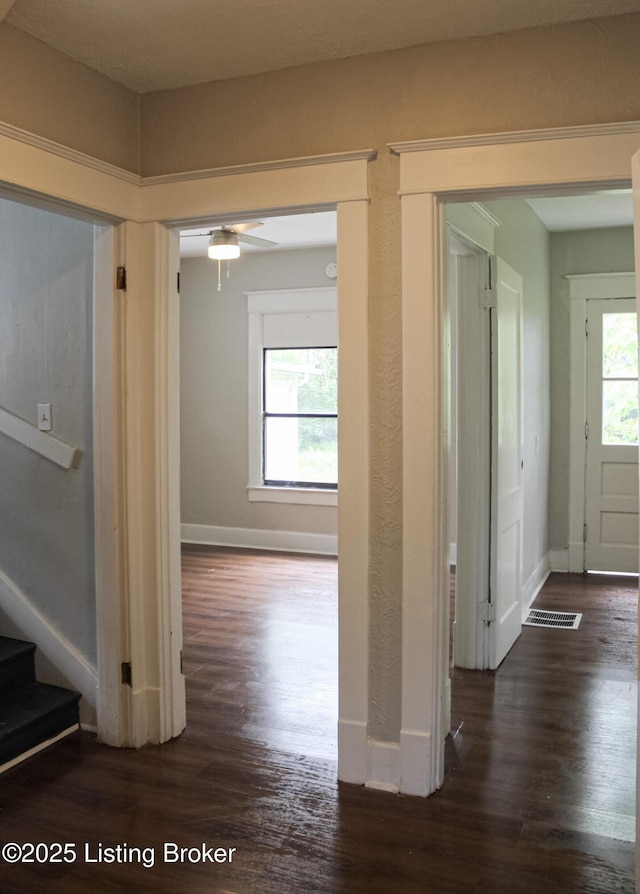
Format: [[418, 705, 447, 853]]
[[365, 739, 400, 793], [0, 566, 97, 709], [549, 549, 569, 572], [568, 541, 585, 573], [522, 554, 551, 613], [400, 728, 436, 796], [181, 523, 338, 556], [338, 718, 367, 784]]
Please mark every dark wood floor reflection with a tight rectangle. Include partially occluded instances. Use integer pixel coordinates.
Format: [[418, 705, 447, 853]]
[[0, 548, 636, 893]]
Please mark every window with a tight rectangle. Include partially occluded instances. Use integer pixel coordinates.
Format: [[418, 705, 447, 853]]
[[263, 347, 338, 487], [601, 311, 638, 445], [246, 288, 338, 505]]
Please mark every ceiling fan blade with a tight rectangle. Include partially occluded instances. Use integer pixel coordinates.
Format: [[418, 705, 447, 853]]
[[237, 233, 278, 248], [224, 221, 263, 234]]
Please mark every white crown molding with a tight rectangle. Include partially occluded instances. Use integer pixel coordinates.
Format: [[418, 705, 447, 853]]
[[467, 202, 502, 229], [0, 121, 376, 191], [388, 121, 640, 155], [141, 149, 378, 186], [0, 121, 140, 184]]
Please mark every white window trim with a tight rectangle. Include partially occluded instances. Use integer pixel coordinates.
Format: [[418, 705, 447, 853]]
[[246, 286, 338, 505]]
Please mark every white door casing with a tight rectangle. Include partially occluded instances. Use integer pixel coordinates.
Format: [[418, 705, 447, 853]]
[[489, 257, 524, 669], [584, 298, 639, 573], [450, 233, 491, 671]]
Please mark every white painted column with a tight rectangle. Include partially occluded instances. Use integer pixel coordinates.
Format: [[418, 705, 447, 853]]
[[336, 199, 370, 783], [400, 192, 449, 796]]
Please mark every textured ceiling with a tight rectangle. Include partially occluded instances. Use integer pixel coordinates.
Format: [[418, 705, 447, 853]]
[[4, 0, 640, 93]]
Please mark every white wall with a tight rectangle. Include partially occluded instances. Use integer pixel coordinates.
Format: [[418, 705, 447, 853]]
[[548, 226, 635, 553], [180, 246, 338, 552], [0, 197, 96, 665]]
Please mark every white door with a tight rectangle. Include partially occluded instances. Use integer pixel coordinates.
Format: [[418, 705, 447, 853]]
[[584, 298, 639, 573], [489, 257, 524, 669]]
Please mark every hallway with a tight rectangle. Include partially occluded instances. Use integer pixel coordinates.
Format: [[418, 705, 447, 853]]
[[0, 549, 635, 892]]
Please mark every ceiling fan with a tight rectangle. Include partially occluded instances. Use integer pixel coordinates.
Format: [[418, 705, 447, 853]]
[[182, 221, 278, 290], [182, 221, 278, 256]]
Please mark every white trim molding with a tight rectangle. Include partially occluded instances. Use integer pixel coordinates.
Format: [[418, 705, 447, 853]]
[[142, 150, 377, 186], [0, 565, 98, 709], [522, 556, 551, 615], [0, 405, 78, 469], [566, 272, 636, 300], [389, 121, 640, 155], [246, 286, 338, 501], [247, 486, 337, 506], [181, 523, 338, 556]]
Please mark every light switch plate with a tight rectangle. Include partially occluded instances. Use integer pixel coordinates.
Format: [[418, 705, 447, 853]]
[[37, 404, 52, 431]]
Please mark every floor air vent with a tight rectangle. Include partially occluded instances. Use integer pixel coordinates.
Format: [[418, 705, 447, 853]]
[[523, 609, 582, 630]]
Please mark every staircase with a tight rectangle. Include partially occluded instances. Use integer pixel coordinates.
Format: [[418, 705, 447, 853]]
[[0, 635, 81, 773]]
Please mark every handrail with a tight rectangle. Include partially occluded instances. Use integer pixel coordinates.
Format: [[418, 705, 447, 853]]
[[0, 406, 78, 470]]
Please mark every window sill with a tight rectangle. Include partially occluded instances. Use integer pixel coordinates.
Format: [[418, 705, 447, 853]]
[[247, 486, 338, 506]]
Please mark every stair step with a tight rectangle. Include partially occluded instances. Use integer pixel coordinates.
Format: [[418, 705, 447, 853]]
[[0, 682, 80, 766], [0, 636, 36, 698]]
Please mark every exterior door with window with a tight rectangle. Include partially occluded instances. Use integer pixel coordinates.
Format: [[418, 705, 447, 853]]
[[584, 298, 639, 573]]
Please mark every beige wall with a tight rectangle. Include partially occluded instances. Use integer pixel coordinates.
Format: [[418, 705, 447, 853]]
[[549, 227, 636, 551], [0, 23, 140, 172], [140, 14, 640, 175]]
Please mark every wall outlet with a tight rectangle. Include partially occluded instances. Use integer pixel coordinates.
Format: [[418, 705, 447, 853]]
[[37, 403, 52, 431]]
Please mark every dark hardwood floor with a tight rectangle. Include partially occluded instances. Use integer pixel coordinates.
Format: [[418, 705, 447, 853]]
[[0, 547, 636, 893]]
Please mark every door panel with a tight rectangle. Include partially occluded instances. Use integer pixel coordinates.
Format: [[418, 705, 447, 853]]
[[490, 258, 524, 669], [585, 298, 639, 573]]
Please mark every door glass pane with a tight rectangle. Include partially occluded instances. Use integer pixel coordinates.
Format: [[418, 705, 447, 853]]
[[264, 348, 337, 414], [264, 416, 338, 484], [602, 313, 638, 378], [602, 380, 639, 445]]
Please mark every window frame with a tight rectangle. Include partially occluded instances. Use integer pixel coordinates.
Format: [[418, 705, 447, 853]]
[[246, 287, 338, 506]]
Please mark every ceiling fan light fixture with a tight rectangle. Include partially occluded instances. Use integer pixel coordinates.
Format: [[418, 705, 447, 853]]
[[208, 231, 240, 260]]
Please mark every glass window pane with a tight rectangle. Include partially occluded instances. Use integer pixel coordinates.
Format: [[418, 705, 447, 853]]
[[602, 313, 638, 378], [264, 416, 337, 484], [602, 380, 639, 445], [265, 348, 337, 414]]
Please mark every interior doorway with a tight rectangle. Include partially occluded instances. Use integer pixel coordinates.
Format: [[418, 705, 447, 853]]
[[447, 189, 637, 674], [176, 210, 340, 760]]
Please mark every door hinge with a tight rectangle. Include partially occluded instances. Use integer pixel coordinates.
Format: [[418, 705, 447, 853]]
[[481, 286, 496, 309], [479, 601, 496, 624], [585, 318, 589, 336], [177, 271, 181, 294], [585, 421, 589, 439], [116, 265, 127, 291], [480, 255, 497, 308], [583, 523, 588, 542], [121, 661, 132, 687]]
